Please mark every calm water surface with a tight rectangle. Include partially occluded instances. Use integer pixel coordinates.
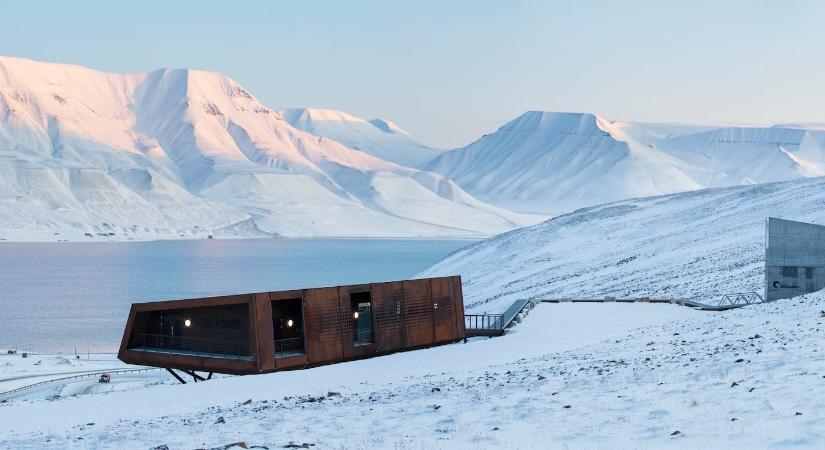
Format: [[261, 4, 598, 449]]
[[0, 239, 472, 352]]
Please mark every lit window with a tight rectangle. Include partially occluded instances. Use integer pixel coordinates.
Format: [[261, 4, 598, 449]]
[[350, 292, 374, 345]]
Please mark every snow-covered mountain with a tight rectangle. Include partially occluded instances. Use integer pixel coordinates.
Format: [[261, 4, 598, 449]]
[[424, 111, 702, 215], [422, 175, 825, 312], [425, 111, 825, 215], [281, 108, 441, 168], [654, 126, 825, 186], [0, 55, 536, 240]]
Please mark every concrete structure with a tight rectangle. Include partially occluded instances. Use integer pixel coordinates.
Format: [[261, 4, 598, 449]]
[[765, 218, 825, 301], [118, 276, 465, 377]]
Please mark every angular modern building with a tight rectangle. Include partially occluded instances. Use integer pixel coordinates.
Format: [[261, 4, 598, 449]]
[[118, 276, 465, 377], [765, 218, 825, 301]]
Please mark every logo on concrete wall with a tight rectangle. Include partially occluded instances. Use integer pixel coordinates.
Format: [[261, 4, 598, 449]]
[[773, 281, 799, 289]]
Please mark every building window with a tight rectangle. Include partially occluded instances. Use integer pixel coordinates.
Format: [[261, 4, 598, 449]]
[[806, 267, 814, 280], [127, 303, 251, 358], [782, 266, 798, 278], [350, 292, 374, 346], [272, 298, 305, 358]]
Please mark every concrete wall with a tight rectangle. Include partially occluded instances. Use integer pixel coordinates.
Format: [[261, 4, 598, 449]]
[[765, 217, 825, 301]]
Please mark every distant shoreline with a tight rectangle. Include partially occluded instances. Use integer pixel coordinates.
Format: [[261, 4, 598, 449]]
[[0, 235, 486, 244]]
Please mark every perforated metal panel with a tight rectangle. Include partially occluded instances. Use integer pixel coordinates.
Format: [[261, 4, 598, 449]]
[[431, 277, 457, 342], [372, 281, 405, 352], [402, 279, 434, 347], [303, 287, 343, 364]]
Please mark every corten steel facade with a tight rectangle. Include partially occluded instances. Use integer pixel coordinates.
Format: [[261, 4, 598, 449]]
[[765, 218, 825, 301], [118, 276, 465, 375]]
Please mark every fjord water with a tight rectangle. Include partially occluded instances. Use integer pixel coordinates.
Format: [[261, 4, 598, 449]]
[[0, 239, 472, 353]]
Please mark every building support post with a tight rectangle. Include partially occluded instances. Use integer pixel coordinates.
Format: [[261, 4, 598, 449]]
[[182, 369, 206, 382], [166, 368, 187, 384]]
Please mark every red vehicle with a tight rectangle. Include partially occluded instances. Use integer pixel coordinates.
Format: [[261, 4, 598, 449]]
[[98, 373, 111, 383]]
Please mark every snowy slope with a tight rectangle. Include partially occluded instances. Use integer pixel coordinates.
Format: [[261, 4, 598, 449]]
[[424, 111, 703, 215], [0, 56, 535, 240], [426, 111, 825, 216], [3, 296, 825, 449], [281, 107, 441, 168], [0, 57, 248, 240], [422, 176, 825, 312], [654, 126, 825, 186]]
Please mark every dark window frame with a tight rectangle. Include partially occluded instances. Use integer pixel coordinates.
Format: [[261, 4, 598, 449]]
[[271, 297, 306, 358], [127, 303, 252, 358], [350, 291, 374, 346]]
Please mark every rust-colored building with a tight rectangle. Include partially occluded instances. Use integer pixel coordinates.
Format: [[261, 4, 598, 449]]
[[118, 276, 465, 377]]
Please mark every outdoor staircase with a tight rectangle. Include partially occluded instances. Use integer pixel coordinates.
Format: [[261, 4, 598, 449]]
[[464, 298, 540, 337]]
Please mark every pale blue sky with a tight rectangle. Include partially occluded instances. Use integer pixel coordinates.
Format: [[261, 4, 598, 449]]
[[3, 0, 825, 148]]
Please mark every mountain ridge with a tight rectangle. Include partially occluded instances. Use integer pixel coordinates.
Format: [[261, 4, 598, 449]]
[[0, 55, 538, 241], [281, 107, 441, 168], [426, 110, 825, 215], [425, 111, 702, 215]]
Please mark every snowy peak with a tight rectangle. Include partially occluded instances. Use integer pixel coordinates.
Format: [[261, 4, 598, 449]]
[[427, 109, 825, 216], [499, 111, 647, 149], [0, 55, 132, 88], [282, 107, 441, 168], [0, 55, 534, 241], [654, 125, 825, 185], [425, 110, 700, 215], [503, 111, 601, 131], [368, 118, 409, 135], [282, 108, 409, 135], [281, 108, 363, 129], [664, 126, 808, 148]]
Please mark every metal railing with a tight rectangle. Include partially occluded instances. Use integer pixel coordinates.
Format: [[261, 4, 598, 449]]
[[131, 333, 250, 358], [718, 292, 765, 307], [538, 292, 768, 311], [274, 337, 305, 357], [499, 299, 535, 329], [465, 314, 504, 336], [0, 367, 161, 399]]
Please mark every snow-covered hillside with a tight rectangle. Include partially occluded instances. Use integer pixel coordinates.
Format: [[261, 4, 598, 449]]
[[426, 111, 825, 215], [422, 175, 825, 312], [424, 111, 702, 215], [655, 126, 825, 186], [281, 108, 441, 168], [0, 56, 534, 241], [3, 295, 825, 449]]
